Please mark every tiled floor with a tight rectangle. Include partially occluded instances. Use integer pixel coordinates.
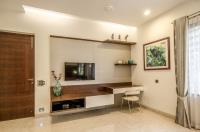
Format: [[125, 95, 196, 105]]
[[0, 108, 199, 132]]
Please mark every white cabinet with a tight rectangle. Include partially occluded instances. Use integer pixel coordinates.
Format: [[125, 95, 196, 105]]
[[85, 94, 114, 108]]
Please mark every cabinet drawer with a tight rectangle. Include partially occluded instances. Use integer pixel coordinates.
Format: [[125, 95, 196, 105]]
[[85, 94, 114, 108]]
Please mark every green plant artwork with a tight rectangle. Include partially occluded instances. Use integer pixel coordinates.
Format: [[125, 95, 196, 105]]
[[143, 37, 170, 70], [146, 44, 166, 67]]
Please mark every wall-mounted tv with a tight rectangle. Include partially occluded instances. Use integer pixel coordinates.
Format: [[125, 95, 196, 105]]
[[65, 62, 95, 81]]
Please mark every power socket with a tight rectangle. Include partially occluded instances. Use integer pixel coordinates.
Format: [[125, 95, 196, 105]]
[[39, 107, 45, 112]]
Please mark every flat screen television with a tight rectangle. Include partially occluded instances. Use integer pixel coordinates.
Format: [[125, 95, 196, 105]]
[[65, 62, 95, 81]]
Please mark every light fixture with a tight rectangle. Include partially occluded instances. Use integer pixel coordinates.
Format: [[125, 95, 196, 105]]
[[23, 5, 75, 19], [144, 9, 151, 16]]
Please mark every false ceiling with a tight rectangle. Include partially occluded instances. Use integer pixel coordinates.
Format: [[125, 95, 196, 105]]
[[1, 0, 188, 26]]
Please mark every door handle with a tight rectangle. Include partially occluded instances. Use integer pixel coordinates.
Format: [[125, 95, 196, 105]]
[[27, 78, 34, 84]]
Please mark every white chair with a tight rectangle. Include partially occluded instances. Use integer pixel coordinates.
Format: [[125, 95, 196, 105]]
[[121, 90, 141, 112]]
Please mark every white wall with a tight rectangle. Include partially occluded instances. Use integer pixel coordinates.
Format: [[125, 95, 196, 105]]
[[2, 0, 200, 117], [132, 0, 200, 116], [50, 38, 132, 86], [0, 3, 137, 115]]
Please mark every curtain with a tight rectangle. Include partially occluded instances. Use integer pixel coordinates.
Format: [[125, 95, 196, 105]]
[[188, 15, 200, 129], [174, 16, 191, 128]]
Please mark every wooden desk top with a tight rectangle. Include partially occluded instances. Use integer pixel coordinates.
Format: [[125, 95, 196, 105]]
[[104, 84, 144, 94], [105, 84, 143, 89]]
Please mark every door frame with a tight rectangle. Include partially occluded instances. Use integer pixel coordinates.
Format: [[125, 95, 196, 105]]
[[0, 30, 35, 116]]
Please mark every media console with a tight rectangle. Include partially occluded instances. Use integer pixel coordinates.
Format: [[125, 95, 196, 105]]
[[50, 82, 143, 115]]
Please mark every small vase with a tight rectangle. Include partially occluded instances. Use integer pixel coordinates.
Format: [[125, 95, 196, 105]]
[[53, 80, 62, 97]]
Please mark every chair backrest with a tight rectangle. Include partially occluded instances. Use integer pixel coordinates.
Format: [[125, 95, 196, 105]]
[[125, 90, 140, 96]]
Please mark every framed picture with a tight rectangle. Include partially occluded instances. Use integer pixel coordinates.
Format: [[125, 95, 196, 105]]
[[143, 37, 170, 70]]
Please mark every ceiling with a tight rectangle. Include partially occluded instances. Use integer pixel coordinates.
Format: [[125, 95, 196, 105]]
[[1, 0, 188, 26]]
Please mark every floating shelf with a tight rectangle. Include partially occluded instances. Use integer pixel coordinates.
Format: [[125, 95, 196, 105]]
[[50, 35, 136, 46], [103, 39, 136, 45], [50, 35, 102, 43], [115, 63, 137, 66]]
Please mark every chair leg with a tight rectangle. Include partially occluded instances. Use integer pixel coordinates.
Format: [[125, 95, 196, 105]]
[[128, 101, 131, 112], [132, 101, 134, 111], [121, 98, 124, 110], [139, 101, 141, 111]]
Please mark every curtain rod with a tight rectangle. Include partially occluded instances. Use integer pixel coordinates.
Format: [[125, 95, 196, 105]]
[[171, 10, 200, 24], [187, 10, 200, 18]]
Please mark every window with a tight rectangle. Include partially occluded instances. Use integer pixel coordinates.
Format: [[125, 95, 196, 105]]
[[188, 16, 200, 95]]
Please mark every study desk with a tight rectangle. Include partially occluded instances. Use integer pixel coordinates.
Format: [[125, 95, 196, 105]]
[[105, 85, 144, 94], [51, 83, 143, 115]]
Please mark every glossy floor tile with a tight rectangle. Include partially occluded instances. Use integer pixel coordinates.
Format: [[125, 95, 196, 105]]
[[0, 108, 199, 132]]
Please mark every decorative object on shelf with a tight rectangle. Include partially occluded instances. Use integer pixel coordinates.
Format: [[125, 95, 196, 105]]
[[116, 60, 124, 64], [128, 59, 134, 64], [62, 104, 70, 109], [125, 35, 129, 41], [111, 33, 114, 40], [143, 37, 170, 70], [115, 59, 137, 66], [115, 63, 137, 65], [51, 71, 62, 96], [103, 39, 136, 45], [118, 34, 121, 40]]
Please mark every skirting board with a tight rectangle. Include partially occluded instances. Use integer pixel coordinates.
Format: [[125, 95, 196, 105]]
[[142, 105, 175, 119]]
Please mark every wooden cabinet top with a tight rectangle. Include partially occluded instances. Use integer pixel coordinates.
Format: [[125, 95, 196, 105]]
[[51, 82, 139, 102]]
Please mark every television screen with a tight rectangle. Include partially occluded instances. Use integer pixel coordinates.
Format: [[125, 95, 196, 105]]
[[65, 62, 95, 81]]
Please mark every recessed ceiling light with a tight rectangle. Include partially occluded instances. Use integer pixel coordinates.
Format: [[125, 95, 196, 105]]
[[144, 9, 151, 16]]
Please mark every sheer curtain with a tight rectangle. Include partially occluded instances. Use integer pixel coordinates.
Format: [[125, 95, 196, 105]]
[[188, 15, 200, 129]]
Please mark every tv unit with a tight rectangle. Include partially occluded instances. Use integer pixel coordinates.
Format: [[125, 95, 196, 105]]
[[65, 62, 95, 81]]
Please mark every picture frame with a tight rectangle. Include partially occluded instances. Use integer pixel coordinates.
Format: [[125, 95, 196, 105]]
[[143, 37, 170, 70]]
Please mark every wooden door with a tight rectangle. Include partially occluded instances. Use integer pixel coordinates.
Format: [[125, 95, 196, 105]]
[[0, 31, 34, 121]]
